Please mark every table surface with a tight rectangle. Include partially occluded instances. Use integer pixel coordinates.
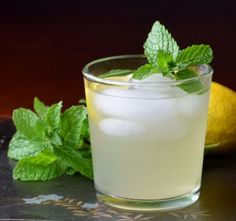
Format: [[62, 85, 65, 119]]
[[1, 119, 236, 221]]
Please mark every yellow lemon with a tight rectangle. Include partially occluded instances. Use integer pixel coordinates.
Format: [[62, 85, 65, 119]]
[[205, 82, 236, 152]]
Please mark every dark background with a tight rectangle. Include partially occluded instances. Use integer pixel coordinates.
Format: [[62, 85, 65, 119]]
[[0, 0, 235, 116]]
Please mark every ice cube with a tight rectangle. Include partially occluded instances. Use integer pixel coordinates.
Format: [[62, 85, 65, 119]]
[[99, 118, 145, 136], [93, 86, 187, 124], [93, 88, 177, 121], [130, 74, 186, 98], [93, 88, 147, 118]]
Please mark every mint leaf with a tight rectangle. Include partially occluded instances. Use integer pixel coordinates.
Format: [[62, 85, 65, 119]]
[[175, 68, 197, 79], [79, 148, 92, 159], [179, 80, 204, 93], [13, 150, 66, 181], [34, 97, 48, 118], [144, 21, 179, 66], [79, 117, 90, 149], [77, 100, 90, 149], [132, 64, 160, 80], [34, 98, 62, 133], [44, 102, 62, 134], [60, 106, 87, 148], [99, 69, 133, 78], [53, 145, 93, 179], [50, 132, 62, 146], [157, 50, 174, 75], [13, 108, 45, 139], [176, 45, 213, 67], [176, 69, 204, 93], [64, 145, 92, 176], [8, 133, 48, 160]]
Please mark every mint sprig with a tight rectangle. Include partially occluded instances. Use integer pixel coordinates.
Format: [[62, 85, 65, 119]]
[[133, 21, 213, 93], [8, 97, 93, 181], [144, 21, 179, 65]]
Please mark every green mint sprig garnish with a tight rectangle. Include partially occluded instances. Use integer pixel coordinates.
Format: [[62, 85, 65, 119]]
[[144, 21, 179, 66], [133, 21, 213, 92], [8, 97, 93, 181]]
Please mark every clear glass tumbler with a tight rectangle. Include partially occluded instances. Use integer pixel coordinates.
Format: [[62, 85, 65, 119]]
[[83, 55, 213, 211]]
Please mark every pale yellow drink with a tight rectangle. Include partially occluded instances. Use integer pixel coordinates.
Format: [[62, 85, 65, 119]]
[[85, 74, 209, 200]]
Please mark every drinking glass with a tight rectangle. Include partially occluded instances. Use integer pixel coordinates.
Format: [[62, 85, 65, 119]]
[[83, 55, 213, 211]]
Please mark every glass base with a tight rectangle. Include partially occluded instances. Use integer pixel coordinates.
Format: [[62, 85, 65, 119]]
[[96, 189, 200, 211]]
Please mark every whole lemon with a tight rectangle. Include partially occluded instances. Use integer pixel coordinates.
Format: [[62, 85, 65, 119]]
[[205, 82, 236, 152]]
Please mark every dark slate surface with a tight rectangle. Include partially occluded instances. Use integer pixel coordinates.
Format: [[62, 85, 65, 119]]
[[1, 119, 236, 221]]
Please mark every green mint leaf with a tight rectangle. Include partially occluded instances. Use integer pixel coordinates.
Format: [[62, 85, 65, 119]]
[[53, 145, 93, 179], [44, 102, 62, 134], [50, 132, 62, 146], [179, 80, 204, 93], [77, 99, 91, 149], [132, 64, 160, 80], [65, 147, 92, 175], [175, 69, 204, 93], [176, 44, 213, 67], [34, 97, 48, 118], [8, 133, 48, 160], [79, 117, 90, 149], [13, 150, 66, 181], [175, 68, 197, 79], [34, 98, 62, 134], [12, 108, 45, 139], [144, 21, 179, 66], [99, 69, 133, 78], [157, 50, 174, 75], [60, 106, 87, 148], [78, 148, 92, 159]]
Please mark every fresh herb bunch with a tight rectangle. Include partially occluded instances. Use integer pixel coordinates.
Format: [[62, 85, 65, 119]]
[[132, 21, 213, 93], [8, 98, 93, 181]]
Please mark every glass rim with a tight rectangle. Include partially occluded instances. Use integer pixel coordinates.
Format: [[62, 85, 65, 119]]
[[82, 54, 213, 86]]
